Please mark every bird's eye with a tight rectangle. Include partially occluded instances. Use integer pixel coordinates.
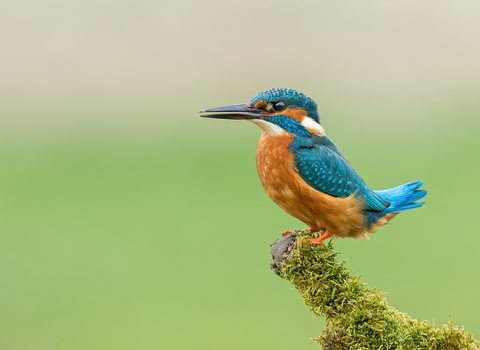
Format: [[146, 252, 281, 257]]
[[273, 101, 285, 112]]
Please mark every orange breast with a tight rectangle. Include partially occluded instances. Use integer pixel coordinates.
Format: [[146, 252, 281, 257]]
[[255, 135, 368, 239]]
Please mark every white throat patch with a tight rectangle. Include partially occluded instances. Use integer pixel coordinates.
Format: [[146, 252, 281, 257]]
[[250, 119, 285, 136]]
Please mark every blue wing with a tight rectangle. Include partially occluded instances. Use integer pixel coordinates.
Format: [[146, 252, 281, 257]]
[[291, 135, 388, 212]]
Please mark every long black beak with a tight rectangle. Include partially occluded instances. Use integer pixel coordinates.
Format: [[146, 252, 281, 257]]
[[199, 103, 264, 120]]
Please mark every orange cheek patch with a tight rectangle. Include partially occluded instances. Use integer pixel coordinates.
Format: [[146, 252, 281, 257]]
[[281, 107, 307, 123]]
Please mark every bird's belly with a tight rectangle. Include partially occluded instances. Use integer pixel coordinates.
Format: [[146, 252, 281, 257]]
[[256, 135, 367, 238]]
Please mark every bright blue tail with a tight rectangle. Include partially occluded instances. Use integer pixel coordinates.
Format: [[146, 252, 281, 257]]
[[374, 180, 427, 214]]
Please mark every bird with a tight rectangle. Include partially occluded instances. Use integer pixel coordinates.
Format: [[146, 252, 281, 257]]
[[199, 88, 426, 245]]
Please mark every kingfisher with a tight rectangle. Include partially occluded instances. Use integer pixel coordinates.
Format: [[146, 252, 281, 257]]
[[199, 88, 426, 244]]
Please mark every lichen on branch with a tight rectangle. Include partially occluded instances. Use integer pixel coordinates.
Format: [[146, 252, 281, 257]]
[[270, 230, 478, 350]]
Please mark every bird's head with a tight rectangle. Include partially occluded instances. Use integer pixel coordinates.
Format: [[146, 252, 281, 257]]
[[200, 88, 325, 137]]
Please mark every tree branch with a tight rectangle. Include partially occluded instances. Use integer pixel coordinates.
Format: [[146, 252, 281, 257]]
[[270, 230, 479, 350]]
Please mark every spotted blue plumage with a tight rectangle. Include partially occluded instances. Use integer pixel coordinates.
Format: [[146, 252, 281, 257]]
[[291, 135, 388, 212], [290, 134, 427, 226], [250, 88, 320, 123]]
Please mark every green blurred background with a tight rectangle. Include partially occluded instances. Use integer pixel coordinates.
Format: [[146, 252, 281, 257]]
[[1, 1, 480, 349]]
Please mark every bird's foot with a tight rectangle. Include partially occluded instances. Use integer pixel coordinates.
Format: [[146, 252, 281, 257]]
[[300, 230, 331, 245], [309, 231, 332, 245]]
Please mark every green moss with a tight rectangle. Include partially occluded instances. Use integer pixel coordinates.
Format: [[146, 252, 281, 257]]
[[272, 230, 478, 350]]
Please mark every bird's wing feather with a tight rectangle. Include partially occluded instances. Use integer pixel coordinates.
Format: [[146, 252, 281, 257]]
[[291, 136, 388, 212]]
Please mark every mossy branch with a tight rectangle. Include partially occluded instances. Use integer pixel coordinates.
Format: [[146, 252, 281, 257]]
[[270, 230, 478, 350]]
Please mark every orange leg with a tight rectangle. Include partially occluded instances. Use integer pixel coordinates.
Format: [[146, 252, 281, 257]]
[[309, 231, 332, 245]]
